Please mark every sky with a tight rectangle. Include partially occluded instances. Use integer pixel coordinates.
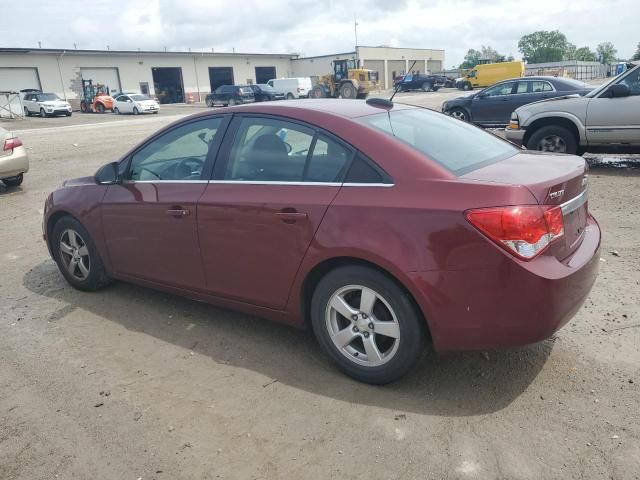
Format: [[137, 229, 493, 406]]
[[0, 0, 638, 67]]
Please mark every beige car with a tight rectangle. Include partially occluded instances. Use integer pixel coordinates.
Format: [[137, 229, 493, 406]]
[[0, 127, 29, 187], [506, 62, 640, 154]]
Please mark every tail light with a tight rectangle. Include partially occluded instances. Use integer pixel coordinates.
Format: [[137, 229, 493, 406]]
[[3, 137, 23, 151], [465, 205, 564, 260]]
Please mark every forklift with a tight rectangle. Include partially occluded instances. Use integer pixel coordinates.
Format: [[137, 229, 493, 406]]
[[80, 79, 114, 113]]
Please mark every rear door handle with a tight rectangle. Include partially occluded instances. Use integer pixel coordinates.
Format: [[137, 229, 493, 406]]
[[166, 207, 191, 218], [276, 209, 308, 223]]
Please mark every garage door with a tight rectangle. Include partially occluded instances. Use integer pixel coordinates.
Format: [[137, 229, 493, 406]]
[[0, 68, 41, 92], [427, 60, 443, 74], [387, 60, 406, 89], [80, 68, 121, 94]]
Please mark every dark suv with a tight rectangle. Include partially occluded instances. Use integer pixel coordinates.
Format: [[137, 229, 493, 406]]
[[206, 85, 255, 107]]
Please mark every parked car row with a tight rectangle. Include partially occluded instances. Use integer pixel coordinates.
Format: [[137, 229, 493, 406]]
[[205, 78, 313, 108]]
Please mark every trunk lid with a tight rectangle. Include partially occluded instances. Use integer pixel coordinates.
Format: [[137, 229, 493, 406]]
[[462, 151, 589, 260]]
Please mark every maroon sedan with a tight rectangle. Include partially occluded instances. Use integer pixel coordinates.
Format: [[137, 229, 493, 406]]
[[43, 99, 601, 384]]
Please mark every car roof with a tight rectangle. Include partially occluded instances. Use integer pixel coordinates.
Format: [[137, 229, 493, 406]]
[[209, 98, 415, 119]]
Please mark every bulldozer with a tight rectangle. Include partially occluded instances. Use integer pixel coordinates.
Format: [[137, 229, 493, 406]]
[[80, 79, 114, 113], [309, 59, 378, 100]]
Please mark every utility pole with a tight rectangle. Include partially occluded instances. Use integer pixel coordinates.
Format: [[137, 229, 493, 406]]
[[354, 19, 359, 49]]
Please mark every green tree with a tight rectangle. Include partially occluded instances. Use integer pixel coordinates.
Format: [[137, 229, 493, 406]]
[[633, 42, 640, 61], [565, 43, 577, 60], [574, 46, 597, 62], [480, 45, 503, 62], [596, 42, 617, 64], [460, 49, 481, 69], [518, 30, 569, 63]]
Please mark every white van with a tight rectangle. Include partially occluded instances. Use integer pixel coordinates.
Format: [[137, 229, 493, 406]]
[[266, 77, 312, 99]]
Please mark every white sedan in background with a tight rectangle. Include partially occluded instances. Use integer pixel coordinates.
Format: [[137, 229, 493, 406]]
[[113, 94, 160, 115], [0, 127, 29, 188]]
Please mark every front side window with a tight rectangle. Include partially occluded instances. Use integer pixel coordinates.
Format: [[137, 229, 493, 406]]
[[129, 118, 223, 181], [359, 107, 518, 176], [484, 82, 515, 97], [619, 68, 640, 96]]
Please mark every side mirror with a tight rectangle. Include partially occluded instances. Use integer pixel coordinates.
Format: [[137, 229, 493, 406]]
[[606, 83, 630, 98], [95, 161, 121, 185]]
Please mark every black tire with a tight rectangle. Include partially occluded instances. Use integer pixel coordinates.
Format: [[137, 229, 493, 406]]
[[40, 108, 47, 118], [310, 265, 426, 384], [228, 98, 236, 106], [66, 112, 72, 117], [310, 86, 326, 98], [286, 93, 294, 100], [526, 125, 577, 155], [2, 173, 24, 187], [114, 107, 120, 115], [433, 86, 440, 92], [206, 99, 214, 107], [421, 81, 432, 92], [133, 107, 140, 115], [339, 83, 357, 99], [96, 103, 105, 114], [24, 106, 31, 117], [449, 107, 469, 122], [356, 93, 368, 99], [463, 82, 472, 91], [51, 216, 111, 292]]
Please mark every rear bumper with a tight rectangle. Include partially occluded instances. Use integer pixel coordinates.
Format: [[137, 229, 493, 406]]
[[409, 215, 601, 352], [0, 146, 29, 179], [505, 127, 526, 145]]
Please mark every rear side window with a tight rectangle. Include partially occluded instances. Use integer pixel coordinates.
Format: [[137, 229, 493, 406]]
[[359, 108, 518, 176], [344, 155, 387, 184]]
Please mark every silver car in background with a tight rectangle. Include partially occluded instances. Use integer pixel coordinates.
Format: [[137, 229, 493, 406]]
[[0, 127, 29, 187], [506, 63, 640, 154]]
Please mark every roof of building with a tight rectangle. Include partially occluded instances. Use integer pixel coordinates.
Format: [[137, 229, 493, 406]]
[[0, 47, 298, 59]]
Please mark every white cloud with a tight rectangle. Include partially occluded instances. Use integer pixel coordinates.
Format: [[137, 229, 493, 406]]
[[0, 0, 637, 66]]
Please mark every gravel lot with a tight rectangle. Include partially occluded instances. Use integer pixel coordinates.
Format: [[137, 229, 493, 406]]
[[1, 101, 639, 480]]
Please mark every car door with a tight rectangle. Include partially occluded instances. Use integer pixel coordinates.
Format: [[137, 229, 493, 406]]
[[585, 67, 640, 145], [118, 95, 132, 113], [23, 94, 34, 113], [100, 116, 230, 290], [471, 81, 516, 125], [197, 115, 353, 309]]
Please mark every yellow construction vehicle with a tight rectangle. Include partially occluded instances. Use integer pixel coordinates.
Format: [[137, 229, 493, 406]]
[[309, 59, 378, 99]]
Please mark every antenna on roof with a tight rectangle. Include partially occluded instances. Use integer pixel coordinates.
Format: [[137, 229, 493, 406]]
[[389, 60, 416, 102]]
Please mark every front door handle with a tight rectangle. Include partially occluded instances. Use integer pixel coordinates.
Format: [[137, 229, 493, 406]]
[[276, 209, 307, 224], [166, 207, 191, 218]]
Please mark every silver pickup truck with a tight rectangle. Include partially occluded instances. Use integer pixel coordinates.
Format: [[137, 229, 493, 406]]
[[506, 63, 639, 154]]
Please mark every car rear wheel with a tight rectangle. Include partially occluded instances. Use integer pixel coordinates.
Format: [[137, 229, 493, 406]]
[[421, 81, 432, 92], [449, 108, 469, 122], [526, 125, 577, 155], [286, 93, 294, 100], [228, 98, 236, 106], [51, 216, 111, 292], [311, 265, 425, 384], [24, 107, 31, 117], [114, 107, 120, 115], [2, 173, 23, 187]]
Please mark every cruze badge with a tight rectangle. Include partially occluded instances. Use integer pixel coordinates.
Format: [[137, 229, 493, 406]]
[[549, 189, 565, 200]]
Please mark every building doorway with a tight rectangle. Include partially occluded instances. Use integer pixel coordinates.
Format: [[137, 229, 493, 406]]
[[209, 67, 234, 91], [151, 67, 184, 104], [255, 66, 276, 84]]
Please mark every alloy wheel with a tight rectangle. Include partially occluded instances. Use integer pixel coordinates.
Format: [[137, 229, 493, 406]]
[[325, 285, 401, 367], [451, 110, 467, 121], [538, 135, 567, 153], [59, 229, 91, 281]]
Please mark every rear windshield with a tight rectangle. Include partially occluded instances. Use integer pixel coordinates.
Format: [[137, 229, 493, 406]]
[[359, 108, 518, 175]]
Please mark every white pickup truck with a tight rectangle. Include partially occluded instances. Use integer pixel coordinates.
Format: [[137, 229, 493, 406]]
[[506, 63, 639, 154]]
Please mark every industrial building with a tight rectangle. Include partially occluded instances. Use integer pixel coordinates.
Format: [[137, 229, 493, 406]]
[[0, 45, 445, 110]]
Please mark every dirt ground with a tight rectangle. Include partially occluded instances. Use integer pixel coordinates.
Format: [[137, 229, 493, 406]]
[[1, 100, 639, 480]]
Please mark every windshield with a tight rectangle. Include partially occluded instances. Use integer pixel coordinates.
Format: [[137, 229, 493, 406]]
[[359, 108, 518, 175], [37, 93, 60, 101], [586, 65, 639, 97], [131, 94, 151, 101]]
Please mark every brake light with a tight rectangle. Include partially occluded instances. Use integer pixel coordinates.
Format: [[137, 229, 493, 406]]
[[3, 137, 22, 151], [465, 205, 564, 260]]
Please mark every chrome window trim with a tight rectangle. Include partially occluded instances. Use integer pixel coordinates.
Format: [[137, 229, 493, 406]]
[[560, 188, 588, 215], [209, 180, 395, 187], [123, 180, 210, 184], [342, 182, 395, 188]]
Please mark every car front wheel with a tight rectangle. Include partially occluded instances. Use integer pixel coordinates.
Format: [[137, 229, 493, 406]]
[[449, 108, 469, 122], [311, 265, 426, 384], [51, 216, 111, 291], [526, 125, 577, 155]]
